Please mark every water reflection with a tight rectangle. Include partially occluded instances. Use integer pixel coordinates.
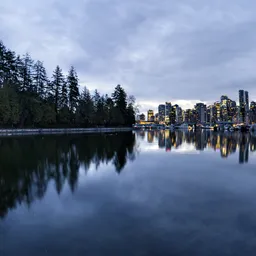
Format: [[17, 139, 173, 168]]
[[1, 130, 256, 220], [0, 132, 136, 219], [137, 130, 256, 164]]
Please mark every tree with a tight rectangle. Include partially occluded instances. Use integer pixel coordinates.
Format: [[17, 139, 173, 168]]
[[76, 87, 94, 126], [33, 61, 48, 98], [8, 88, 20, 126], [112, 84, 128, 125], [51, 66, 65, 116], [0, 41, 139, 128], [112, 84, 127, 114], [0, 41, 7, 87], [126, 95, 136, 126], [59, 81, 70, 125], [19, 53, 34, 92], [0, 87, 11, 125], [93, 90, 106, 125], [67, 66, 79, 118]]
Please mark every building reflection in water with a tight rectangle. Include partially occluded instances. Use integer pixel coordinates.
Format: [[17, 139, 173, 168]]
[[139, 130, 256, 164]]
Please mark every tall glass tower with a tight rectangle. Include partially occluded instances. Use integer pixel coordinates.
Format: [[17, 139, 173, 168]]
[[239, 90, 249, 123]]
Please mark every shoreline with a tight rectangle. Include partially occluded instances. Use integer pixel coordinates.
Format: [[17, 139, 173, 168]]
[[0, 127, 133, 136]]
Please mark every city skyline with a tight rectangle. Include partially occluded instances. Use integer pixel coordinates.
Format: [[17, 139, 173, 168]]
[[142, 89, 252, 115], [139, 89, 256, 124]]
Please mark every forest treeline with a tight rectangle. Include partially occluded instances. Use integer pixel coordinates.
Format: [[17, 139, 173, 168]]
[[0, 41, 136, 127]]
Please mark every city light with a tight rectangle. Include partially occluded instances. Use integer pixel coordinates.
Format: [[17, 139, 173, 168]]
[[136, 90, 256, 132]]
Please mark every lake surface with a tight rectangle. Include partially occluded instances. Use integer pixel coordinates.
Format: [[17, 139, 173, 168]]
[[1, 130, 256, 255]]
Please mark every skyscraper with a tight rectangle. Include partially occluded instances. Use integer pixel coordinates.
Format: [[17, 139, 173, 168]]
[[195, 103, 207, 124], [176, 106, 183, 124], [245, 91, 249, 112], [250, 101, 256, 123], [165, 102, 172, 123], [239, 90, 249, 123], [214, 101, 221, 121], [228, 100, 237, 122], [158, 104, 165, 122], [147, 110, 154, 122], [220, 95, 228, 121], [169, 105, 177, 124], [209, 105, 217, 123], [184, 109, 192, 123]]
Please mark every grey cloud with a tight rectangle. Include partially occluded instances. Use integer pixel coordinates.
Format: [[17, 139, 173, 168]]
[[1, 0, 256, 112]]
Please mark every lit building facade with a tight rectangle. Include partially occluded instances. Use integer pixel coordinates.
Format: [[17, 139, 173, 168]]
[[165, 102, 172, 123], [147, 110, 154, 122], [250, 101, 256, 123], [195, 103, 207, 124], [214, 101, 221, 121], [208, 105, 217, 123], [169, 105, 177, 124], [176, 106, 183, 124], [158, 104, 165, 122], [239, 90, 249, 123], [139, 113, 145, 121]]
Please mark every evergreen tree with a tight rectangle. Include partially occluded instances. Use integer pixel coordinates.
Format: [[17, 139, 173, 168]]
[[8, 88, 20, 126], [126, 95, 136, 126], [0, 41, 7, 87], [0, 41, 137, 128], [51, 65, 65, 116], [60, 81, 68, 108], [59, 81, 70, 124], [112, 85, 128, 125], [77, 87, 93, 126], [20, 53, 34, 92], [33, 60, 48, 98], [105, 95, 114, 125], [67, 66, 79, 115], [0, 87, 11, 125]]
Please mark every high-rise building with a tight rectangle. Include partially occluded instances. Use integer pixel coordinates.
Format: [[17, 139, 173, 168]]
[[158, 104, 165, 122], [214, 101, 221, 121], [139, 113, 145, 121], [195, 103, 207, 124], [245, 91, 249, 112], [147, 110, 154, 122], [250, 101, 256, 123], [207, 106, 211, 123], [184, 109, 192, 123], [169, 105, 178, 124], [208, 105, 217, 123], [155, 113, 159, 122], [221, 105, 228, 121], [228, 100, 237, 122], [175, 106, 182, 124], [221, 95, 228, 104], [220, 95, 229, 121], [165, 102, 172, 123], [239, 90, 249, 123]]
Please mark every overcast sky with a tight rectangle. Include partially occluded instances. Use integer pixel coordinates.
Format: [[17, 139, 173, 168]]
[[1, 0, 256, 113]]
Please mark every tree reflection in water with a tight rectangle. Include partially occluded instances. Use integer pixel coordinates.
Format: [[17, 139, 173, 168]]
[[0, 132, 136, 219]]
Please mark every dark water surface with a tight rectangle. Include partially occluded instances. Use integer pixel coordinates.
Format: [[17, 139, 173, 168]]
[[1, 131, 256, 255]]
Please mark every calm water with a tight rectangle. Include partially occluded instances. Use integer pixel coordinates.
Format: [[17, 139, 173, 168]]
[[1, 131, 256, 255]]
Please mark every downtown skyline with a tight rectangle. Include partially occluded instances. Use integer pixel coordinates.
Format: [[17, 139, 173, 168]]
[[141, 89, 256, 124]]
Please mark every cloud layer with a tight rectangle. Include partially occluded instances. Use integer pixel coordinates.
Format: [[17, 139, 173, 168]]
[[1, 0, 256, 112]]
